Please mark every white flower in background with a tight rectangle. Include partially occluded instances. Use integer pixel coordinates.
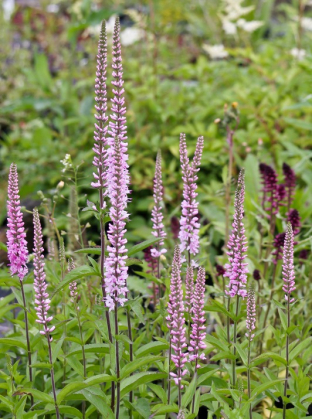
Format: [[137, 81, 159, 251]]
[[301, 17, 312, 32], [290, 48, 306, 61], [3, 0, 14, 21], [237, 18, 263, 32], [222, 19, 237, 35], [106, 14, 117, 34], [203, 44, 229, 60], [223, 0, 254, 21], [120, 27, 145, 46]]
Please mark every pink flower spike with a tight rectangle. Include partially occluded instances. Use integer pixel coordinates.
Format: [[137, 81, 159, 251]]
[[225, 169, 248, 298], [7, 163, 28, 280], [282, 223, 296, 303], [167, 246, 188, 389], [189, 267, 206, 370], [151, 151, 166, 257], [33, 209, 54, 342], [185, 266, 194, 314], [179, 134, 204, 256], [92, 21, 109, 193], [104, 136, 129, 311], [246, 286, 256, 341]]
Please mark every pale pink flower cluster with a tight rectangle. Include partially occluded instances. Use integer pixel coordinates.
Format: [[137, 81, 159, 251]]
[[33, 209, 55, 341], [151, 151, 167, 258], [245, 287, 256, 341], [282, 223, 296, 303], [179, 134, 204, 256]]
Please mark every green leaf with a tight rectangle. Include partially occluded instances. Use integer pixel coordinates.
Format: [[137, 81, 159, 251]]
[[182, 375, 197, 408], [250, 379, 284, 401], [151, 404, 179, 414], [148, 383, 167, 404], [250, 352, 287, 367], [132, 398, 151, 418], [289, 338, 312, 362], [14, 388, 54, 404], [120, 372, 167, 398], [0, 338, 27, 350], [121, 355, 163, 379], [82, 390, 114, 419], [67, 343, 109, 357], [75, 247, 102, 255], [278, 308, 287, 331], [52, 265, 99, 298], [128, 237, 161, 257], [284, 117, 312, 131], [57, 374, 113, 404], [234, 342, 248, 366], [135, 341, 169, 358]]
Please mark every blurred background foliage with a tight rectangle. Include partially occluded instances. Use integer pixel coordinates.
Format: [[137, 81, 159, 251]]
[[1, 0, 312, 259]]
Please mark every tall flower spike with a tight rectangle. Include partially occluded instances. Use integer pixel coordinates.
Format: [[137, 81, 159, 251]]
[[108, 17, 128, 152], [259, 163, 278, 217], [282, 223, 296, 303], [92, 21, 109, 194], [33, 209, 55, 341], [287, 209, 301, 236], [68, 259, 78, 304], [189, 267, 206, 369], [245, 285, 256, 341], [184, 266, 194, 314], [179, 134, 204, 257], [225, 169, 248, 298], [7, 163, 28, 280], [283, 162, 296, 211], [166, 246, 188, 388], [151, 151, 167, 258], [104, 136, 129, 310]]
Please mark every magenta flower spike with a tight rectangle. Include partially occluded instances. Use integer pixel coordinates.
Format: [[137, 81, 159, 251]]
[[91, 21, 109, 195], [108, 17, 128, 153], [151, 151, 167, 258], [189, 267, 206, 370], [225, 169, 248, 298], [104, 136, 129, 311], [287, 209, 301, 236], [245, 286, 256, 341], [179, 134, 204, 257], [33, 209, 55, 341], [185, 266, 194, 314], [166, 246, 188, 389], [283, 163, 296, 211], [259, 163, 278, 217], [7, 163, 28, 280], [282, 223, 296, 303]]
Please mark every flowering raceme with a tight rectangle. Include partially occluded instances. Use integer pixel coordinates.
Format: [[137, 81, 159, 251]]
[[151, 151, 166, 258], [259, 163, 278, 216], [189, 267, 206, 369], [283, 162, 296, 210], [185, 266, 194, 314], [33, 209, 55, 341], [167, 246, 188, 389], [225, 170, 248, 298], [179, 134, 204, 257], [282, 223, 296, 303], [7, 163, 28, 280], [92, 21, 108, 194], [245, 286, 256, 341]]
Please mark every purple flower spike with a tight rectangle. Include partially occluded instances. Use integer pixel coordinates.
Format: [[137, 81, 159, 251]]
[[282, 223, 296, 303], [189, 267, 206, 369], [282, 163, 296, 210], [185, 266, 194, 314], [7, 163, 28, 281], [167, 246, 188, 389], [272, 232, 286, 263], [259, 163, 278, 216], [33, 209, 55, 341], [216, 264, 226, 277], [245, 286, 256, 341], [91, 21, 109, 195], [151, 151, 166, 258], [179, 134, 204, 257], [225, 170, 248, 298], [287, 209, 301, 236], [109, 17, 127, 150], [104, 136, 129, 311]]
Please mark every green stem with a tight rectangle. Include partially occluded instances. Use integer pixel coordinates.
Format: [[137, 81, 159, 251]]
[[282, 299, 290, 419], [126, 306, 133, 418], [20, 281, 33, 407], [114, 302, 120, 419], [247, 339, 252, 419], [47, 335, 60, 419], [77, 308, 86, 419], [232, 296, 240, 387]]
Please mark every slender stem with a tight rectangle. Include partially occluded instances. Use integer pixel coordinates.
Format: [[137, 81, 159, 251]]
[[115, 302, 120, 419], [20, 281, 33, 407], [167, 338, 172, 405], [47, 336, 60, 419], [77, 308, 86, 419], [225, 130, 234, 245], [226, 298, 230, 345], [247, 339, 252, 419], [283, 299, 290, 419], [232, 296, 240, 387], [191, 370, 198, 413], [262, 262, 277, 332], [126, 305, 133, 418]]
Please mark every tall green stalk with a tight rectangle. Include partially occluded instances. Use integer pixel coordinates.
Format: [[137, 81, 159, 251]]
[[232, 296, 240, 387], [282, 298, 290, 419]]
